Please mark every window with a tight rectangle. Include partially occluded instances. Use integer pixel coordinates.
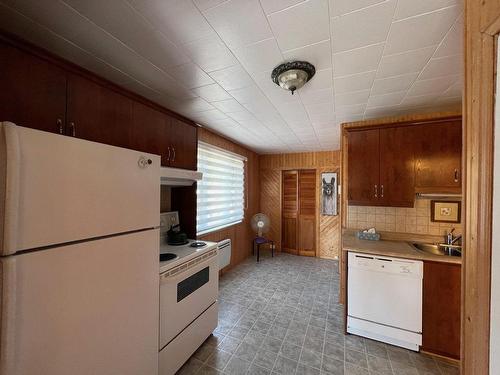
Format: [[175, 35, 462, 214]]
[[197, 142, 246, 235]]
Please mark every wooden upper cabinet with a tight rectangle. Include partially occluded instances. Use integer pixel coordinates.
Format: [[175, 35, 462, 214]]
[[379, 127, 415, 207], [0, 41, 67, 134], [66, 74, 133, 148], [131, 102, 170, 166], [413, 120, 462, 193], [169, 118, 197, 170], [348, 129, 380, 205], [422, 261, 461, 359]]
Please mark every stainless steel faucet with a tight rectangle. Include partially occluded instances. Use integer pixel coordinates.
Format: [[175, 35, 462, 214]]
[[446, 228, 462, 245]]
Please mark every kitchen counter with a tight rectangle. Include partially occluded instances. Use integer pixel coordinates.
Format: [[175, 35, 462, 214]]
[[342, 235, 462, 265]]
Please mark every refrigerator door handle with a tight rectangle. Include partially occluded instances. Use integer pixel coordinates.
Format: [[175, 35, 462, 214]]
[[0, 257, 18, 375], [1, 122, 20, 255]]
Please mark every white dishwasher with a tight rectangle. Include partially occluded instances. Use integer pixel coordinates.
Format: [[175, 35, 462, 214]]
[[347, 252, 423, 351]]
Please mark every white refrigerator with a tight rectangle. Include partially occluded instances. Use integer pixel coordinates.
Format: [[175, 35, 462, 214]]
[[0, 122, 160, 375]]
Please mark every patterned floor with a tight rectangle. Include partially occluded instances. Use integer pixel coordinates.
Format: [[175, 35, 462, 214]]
[[176, 252, 459, 375]]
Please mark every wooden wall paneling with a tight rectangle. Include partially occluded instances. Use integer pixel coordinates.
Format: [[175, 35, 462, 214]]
[[259, 151, 341, 259], [260, 169, 282, 250], [197, 128, 260, 271], [462, 1, 500, 373]]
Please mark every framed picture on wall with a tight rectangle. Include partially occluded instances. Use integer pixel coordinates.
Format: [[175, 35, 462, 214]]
[[431, 200, 461, 223], [321, 172, 338, 216]]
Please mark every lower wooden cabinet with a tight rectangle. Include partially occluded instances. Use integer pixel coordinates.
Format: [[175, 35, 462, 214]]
[[422, 261, 461, 359], [281, 169, 316, 256]]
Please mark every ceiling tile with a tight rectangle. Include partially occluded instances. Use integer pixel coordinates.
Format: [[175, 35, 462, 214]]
[[371, 72, 419, 95], [228, 85, 264, 104], [227, 110, 258, 123], [128, 0, 215, 46], [299, 88, 334, 105], [434, 16, 463, 58], [330, 0, 386, 17], [192, 0, 228, 12], [177, 97, 215, 112], [376, 46, 436, 78], [282, 39, 332, 70], [331, 1, 396, 53], [260, 0, 305, 15], [209, 65, 254, 91], [268, 0, 330, 51], [367, 91, 406, 108], [407, 74, 460, 97], [298, 69, 333, 93], [191, 109, 228, 122], [211, 98, 246, 113], [233, 38, 283, 73], [441, 81, 462, 98], [333, 43, 384, 77], [384, 6, 461, 55], [181, 35, 238, 72], [394, 0, 459, 21], [419, 54, 462, 80], [334, 71, 376, 94], [203, 0, 272, 49], [335, 103, 366, 115], [400, 93, 440, 107], [192, 83, 232, 102], [170, 62, 214, 88], [335, 89, 370, 106], [64, 0, 191, 70]]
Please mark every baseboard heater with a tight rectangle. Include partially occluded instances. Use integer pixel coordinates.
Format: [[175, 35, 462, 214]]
[[218, 239, 231, 270]]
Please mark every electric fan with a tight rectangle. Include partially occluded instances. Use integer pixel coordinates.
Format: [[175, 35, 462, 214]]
[[251, 213, 270, 237]]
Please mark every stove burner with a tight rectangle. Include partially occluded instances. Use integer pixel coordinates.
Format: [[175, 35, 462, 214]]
[[167, 240, 189, 246], [160, 253, 177, 262], [190, 241, 207, 248]]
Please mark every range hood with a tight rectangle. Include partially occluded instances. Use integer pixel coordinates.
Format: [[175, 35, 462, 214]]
[[160, 167, 202, 186]]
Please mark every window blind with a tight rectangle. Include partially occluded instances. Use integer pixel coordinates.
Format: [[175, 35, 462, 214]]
[[197, 142, 246, 235]]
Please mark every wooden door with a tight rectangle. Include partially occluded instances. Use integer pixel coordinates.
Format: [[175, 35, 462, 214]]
[[0, 41, 67, 134], [131, 102, 170, 166], [298, 169, 316, 256], [66, 74, 133, 148], [282, 170, 298, 255], [348, 129, 380, 205], [422, 261, 461, 359], [169, 118, 198, 170], [413, 120, 462, 193], [379, 126, 415, 207]]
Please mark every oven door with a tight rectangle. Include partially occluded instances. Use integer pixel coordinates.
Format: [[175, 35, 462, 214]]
[[159, 249, 218, 349]]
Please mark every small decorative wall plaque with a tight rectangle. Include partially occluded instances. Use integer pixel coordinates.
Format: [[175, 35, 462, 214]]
[[431, 200, 461, 223], [321, 172, 338, 216]]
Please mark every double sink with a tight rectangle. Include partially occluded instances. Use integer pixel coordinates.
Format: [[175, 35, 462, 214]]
[[409, 242, 462, 257]]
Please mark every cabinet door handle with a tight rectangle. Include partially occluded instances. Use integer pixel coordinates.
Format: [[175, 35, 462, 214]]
[[57, 118, 63, 134], [381, 184, 384, 198], [69, 122, 76, 137], [172, 147, 176, 162], [374, 185, 378, 198], [454, 169, 459, 183], [166, 147, 171, 161]]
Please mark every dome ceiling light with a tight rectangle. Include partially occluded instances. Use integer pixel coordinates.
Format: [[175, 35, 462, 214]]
[[271, 61, 316, 95]]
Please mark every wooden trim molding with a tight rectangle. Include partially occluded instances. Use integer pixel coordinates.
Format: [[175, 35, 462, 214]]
[[462, 1, 500, 374]]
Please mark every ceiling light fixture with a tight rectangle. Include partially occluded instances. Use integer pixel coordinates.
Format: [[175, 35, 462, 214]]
[[271, 61, 316, 95]]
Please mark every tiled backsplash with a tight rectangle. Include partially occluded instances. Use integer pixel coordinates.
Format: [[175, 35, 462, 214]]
[[347, 199, 462, 236]]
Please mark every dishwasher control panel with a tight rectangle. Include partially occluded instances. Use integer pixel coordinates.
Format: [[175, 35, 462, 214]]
[[348, 252, 423, 277]]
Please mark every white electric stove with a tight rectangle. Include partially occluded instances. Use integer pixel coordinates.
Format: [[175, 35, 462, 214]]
[[158, 212, 219, 375]]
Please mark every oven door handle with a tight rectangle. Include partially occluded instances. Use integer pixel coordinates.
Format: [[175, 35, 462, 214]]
[[160, 249, 218, 283]]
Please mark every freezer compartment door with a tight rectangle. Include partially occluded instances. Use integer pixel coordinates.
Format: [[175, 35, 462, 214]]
[[0, 122, 160, 255], [0, 229, 159, 375]]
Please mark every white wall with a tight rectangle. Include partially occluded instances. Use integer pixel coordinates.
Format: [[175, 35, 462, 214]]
[[490, 43, 500, 374]]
